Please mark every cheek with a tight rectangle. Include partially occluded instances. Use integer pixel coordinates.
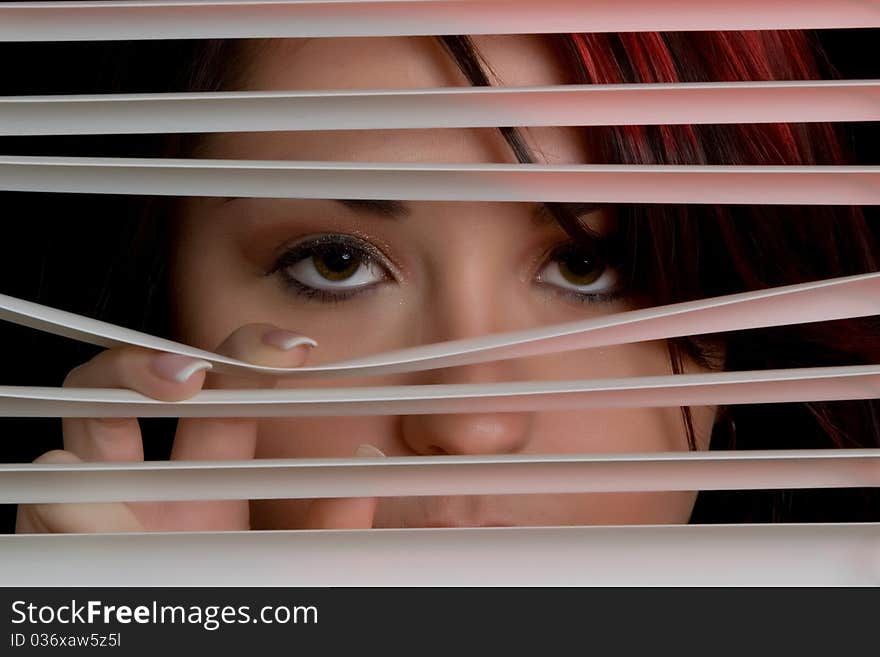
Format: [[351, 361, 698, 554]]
[[543, 491, 699, 525], [521, 340, 718, 454], [255, 415, 396, 459], [532, 408, 687, 454], [171, 222, 264, 348]]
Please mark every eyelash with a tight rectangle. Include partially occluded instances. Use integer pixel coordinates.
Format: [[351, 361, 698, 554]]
[[268, 234, 392, 303], [268, 233, 627, 304], [535, 239, 626, 306]]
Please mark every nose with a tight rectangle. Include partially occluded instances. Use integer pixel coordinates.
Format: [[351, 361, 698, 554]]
[[398, 290, 532, 456], [399, 363, 533, 456], [397, 216, 535, 456]]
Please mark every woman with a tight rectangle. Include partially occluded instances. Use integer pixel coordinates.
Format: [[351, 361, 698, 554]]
[[4, 30, 878, 533]]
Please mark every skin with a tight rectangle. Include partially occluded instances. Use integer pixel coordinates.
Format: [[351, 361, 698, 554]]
[[17, 35, 717, 534]]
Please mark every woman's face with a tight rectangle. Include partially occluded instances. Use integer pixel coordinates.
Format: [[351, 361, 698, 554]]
[[173, 35, 717, 528]]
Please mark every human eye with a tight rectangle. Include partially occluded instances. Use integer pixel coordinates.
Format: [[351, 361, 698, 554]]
[[535, 241, 623, 303], [269, 233, 393, 302]]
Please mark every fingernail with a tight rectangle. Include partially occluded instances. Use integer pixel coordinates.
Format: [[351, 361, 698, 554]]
[[262, 329, 318, 351], [151, 353, 213, 383], [355, 444, 386, 458]]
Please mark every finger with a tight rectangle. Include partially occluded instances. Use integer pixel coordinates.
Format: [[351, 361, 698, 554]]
[[303, 444, 383, 530], [15, 450, 144, 534], [62, 346, 211, 463], [171, 324, 315, 462], [164, 325, 315, 530], [64, 346, 212, 400], [206, 324, 317, 378]]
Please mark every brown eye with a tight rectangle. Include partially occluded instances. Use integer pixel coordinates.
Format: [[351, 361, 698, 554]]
[[279, 234, 389, 294], [312, 245, 362, 281], [537, 244, 620, 299], [555, 246, 605, 286]]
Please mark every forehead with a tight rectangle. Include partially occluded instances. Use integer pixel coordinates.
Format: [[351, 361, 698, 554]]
[[200, 36, 589, 165], [244, 35, 574, 90]]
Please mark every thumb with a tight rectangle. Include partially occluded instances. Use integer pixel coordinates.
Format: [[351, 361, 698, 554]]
[[16, 450, 144, 534], [302, 444, 384, 530]]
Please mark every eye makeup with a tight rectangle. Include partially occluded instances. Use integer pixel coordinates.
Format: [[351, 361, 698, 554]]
[[267, 230, 628, 306], [536, 242, 624, 304], [533, 230, 628, 305], [246, 198, 626, 306], [267, 233, 396, 303]]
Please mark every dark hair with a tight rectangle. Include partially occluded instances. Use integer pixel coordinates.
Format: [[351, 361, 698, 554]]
[[0, 31, 877, 531]]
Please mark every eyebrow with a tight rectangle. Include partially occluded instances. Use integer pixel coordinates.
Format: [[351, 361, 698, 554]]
[[223, 197, 604, 226], [336, 199, 411, 218], [533, 202, 606, 227], [336, 199, 605, 225], [219, 196, 411, 217]]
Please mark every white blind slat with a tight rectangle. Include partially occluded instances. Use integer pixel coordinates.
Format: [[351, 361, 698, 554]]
[[3, 364, 880, 417], [1, 0, 878, 41], [2, 80, 879, 135], [2, 272, 878, 378], [2, 157, 879, 204], [2, 524, 877, 586], [2, 450, 877, 504]]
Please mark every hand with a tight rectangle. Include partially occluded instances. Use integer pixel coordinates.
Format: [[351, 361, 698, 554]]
[[16, 324, 379, 533]]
